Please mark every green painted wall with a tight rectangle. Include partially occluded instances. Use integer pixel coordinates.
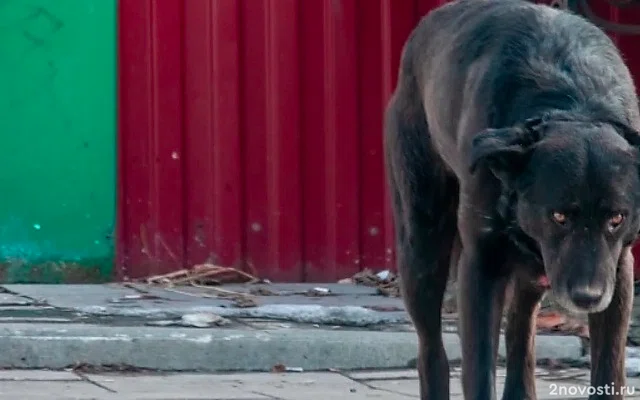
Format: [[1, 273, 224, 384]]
[[0, 0, 116, 282]]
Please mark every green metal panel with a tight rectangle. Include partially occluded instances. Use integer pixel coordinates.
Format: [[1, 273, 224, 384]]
[[0, 0, 116, 282]]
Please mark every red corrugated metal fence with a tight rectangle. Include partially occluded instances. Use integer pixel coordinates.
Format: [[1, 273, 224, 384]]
[[117, 0, 640, 282]]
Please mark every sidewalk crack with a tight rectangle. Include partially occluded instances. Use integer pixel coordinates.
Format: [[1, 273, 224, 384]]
[[251, 390, 285, 399], [74, 371, 117, 393]]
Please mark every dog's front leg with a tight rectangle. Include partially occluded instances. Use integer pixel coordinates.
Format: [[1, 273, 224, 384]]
[[458, 248, 507, 400], [587, 247, 634, 400], [502, 275, 545, 400]]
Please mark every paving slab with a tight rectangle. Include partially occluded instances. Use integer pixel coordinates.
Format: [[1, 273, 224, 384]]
[[347, 369, 419, 380], [6, 367, 640, 399], [158, 372, 406, 400], [0, 322, 583, 372], [86, 373, 273, 399], [0, 323, 425, 371], [3, 284, 409, 326], [368, 377, 454, 397], [0, 380, 111, 399], [3, 284, 138, 306], [86, 372, 410, 400], [0, 370, 81, 381], [0, 291, 35, 306]]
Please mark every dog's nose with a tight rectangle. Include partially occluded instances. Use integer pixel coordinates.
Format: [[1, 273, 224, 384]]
[[569, 285, 604, 309]]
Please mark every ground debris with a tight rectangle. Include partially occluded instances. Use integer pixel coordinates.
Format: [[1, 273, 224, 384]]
[[271, 363, 304, 373], [345, 269, 401, 297], [140, 264, 261, 308], [69, 363, 158, 374], [147, 312, 232, 328], [439, 285, 591, 340], [364, 305, 404, 312], [181, 312, 231, 327], [144, 264, 259, 286], [108, 293, 164, 303], [535, 310, 589, 339], [231, 296, 258, 308], [305, 287, 332, 297], [248, 286, 280, 296]]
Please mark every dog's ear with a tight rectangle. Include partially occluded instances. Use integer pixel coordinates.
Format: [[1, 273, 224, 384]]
[[619, 123, 640, 149], [612, 121, 640, 164], [469, 118, 543, 183]]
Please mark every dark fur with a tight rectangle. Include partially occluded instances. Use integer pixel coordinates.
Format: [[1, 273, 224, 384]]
[[384, 1, 640, 399]]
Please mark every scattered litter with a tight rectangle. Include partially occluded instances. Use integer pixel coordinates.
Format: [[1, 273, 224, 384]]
[[70, 363, 155, 374], [271, 364, 304, 373], [249, 286, 280, 296], [145, 264, 259, 286], [363, 305, 404, 312], [346, 269, 400, 297], [557, 318, 590, 339], [146, 320, 174, 327], [305, 287, 332, 297], [232, 296, 258, 308], [146, 312, 232, 328], [535, 310, 589, 338], [108, 293, 164, 303], [338, 278, 353, 284], [272, 364, 286, 373], [142, 264, 261, 308], [376, 270, 391, 280], [443, 325, 457, 333], [536, 311, 566, 330], [181, 312, 231, 328]]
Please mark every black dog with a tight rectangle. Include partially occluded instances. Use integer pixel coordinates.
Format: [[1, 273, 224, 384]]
[[384, 0, 640, 399]]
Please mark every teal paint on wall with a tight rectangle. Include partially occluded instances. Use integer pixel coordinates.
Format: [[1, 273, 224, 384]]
[[0, 0, 116, 282]]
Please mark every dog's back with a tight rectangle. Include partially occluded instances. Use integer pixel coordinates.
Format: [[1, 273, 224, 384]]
[[397, 0, 639, 173]]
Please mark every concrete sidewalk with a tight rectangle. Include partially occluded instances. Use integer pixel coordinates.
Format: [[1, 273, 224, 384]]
[[0, 283, 613, 373], [4, 367, 640, 400]]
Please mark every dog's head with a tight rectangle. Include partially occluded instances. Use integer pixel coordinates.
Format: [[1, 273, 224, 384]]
[[470, 115, 640, 313]]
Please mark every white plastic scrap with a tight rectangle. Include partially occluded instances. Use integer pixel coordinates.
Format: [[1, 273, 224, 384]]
[[376, 270, 391, 280], [181, 312, 231, 328]]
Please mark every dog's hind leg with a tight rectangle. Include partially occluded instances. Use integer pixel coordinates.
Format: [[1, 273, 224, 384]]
[[587, 247, 634, 400], [502, 271, 546, 400], [384, 74, 458, 400]]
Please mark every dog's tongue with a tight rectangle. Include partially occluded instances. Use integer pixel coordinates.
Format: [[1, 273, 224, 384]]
[[537, 275, 551, 289]]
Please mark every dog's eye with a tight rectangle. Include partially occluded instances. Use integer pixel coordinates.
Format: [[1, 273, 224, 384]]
[[608, 213, 624, 231], [552, 212, 567, 225]]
